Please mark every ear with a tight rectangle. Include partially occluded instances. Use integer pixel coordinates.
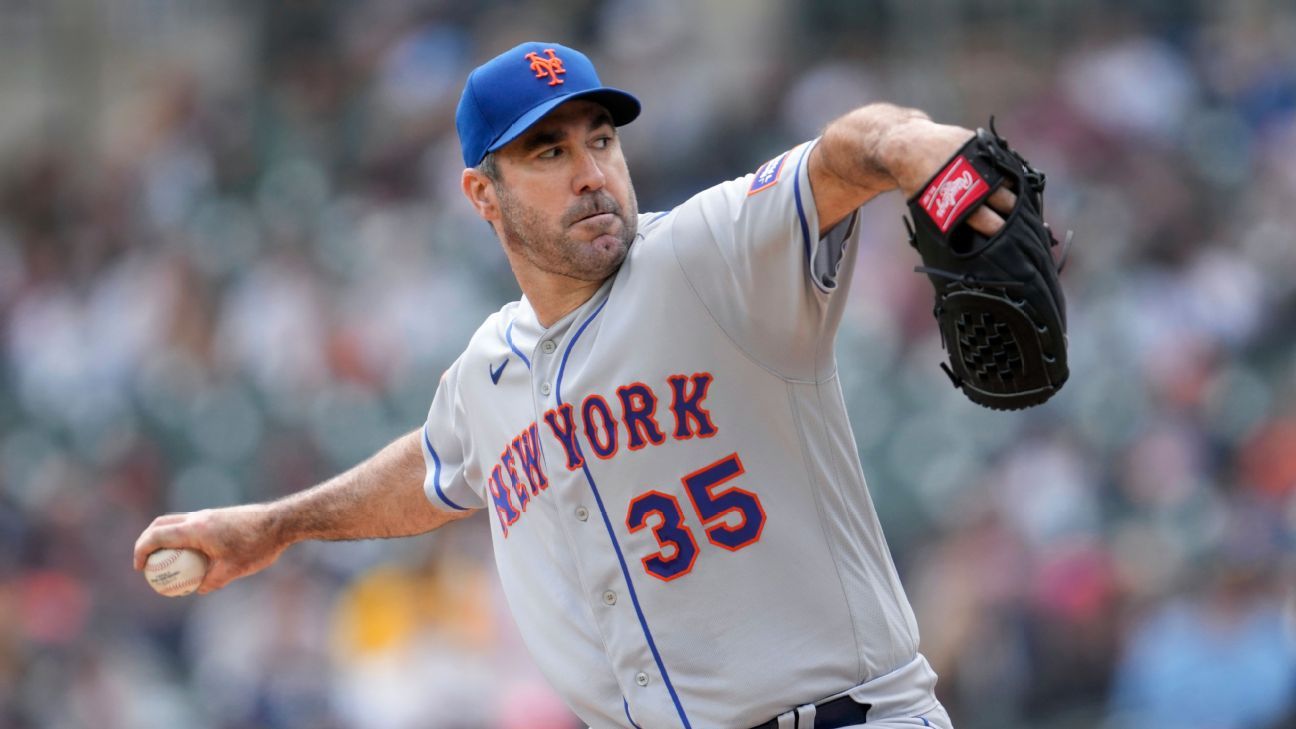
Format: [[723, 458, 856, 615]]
[[461, 168, 500, 222]]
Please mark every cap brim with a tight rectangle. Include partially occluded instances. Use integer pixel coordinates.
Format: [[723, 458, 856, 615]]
[[483, 88, 641, 160]]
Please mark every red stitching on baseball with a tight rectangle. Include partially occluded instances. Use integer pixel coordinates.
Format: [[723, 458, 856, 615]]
[[161, 576, 203, 594], [146, 550, 182, 572]]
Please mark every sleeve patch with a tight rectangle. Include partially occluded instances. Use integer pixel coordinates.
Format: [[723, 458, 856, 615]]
[[748, 151, 790, 195]]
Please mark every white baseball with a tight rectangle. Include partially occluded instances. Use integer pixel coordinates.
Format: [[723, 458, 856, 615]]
[[144, 548, 209, 597]]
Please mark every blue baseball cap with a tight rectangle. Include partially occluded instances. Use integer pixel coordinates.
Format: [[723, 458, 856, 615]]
[[456, 41, 641, 167]]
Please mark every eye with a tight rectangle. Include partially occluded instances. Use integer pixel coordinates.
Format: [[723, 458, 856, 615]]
[[538, 147, 563, 159], [591, 135, 614, 150]]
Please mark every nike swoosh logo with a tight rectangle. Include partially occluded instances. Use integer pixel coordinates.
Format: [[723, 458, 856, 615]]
[[489, 358, 509, 385]]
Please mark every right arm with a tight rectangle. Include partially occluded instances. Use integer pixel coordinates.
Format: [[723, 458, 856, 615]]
[[132, 428, 472, 594]]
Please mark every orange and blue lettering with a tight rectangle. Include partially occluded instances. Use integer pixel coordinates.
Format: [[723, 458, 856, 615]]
[[582, 394, 619, 459], [488, 467, 520, 537], [543, 404, 586, 471], [500, 446, 529, 510], [618, 382, 666, 450], [511, 423, 548, 494], [668, 373, 717, 439]]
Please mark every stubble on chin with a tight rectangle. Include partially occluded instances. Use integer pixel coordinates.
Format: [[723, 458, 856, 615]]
[[498, 189, 638, 283]]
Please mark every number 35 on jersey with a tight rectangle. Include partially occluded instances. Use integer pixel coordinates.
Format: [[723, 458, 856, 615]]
[[628, 452, 766, 582]]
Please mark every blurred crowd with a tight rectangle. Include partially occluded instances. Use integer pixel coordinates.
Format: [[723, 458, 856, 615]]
[[1, 1, 1294, 728]]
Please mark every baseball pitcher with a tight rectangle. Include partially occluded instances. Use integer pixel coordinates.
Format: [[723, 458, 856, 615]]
[[134, 41, 1067, 729]]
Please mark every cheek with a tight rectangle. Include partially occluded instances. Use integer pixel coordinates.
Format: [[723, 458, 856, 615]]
[[607, 164, 635, 208], [500, 185, 559, 226]]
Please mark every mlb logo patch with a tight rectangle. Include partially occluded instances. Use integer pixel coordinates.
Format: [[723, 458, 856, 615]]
[[748, 151, 789, 195]]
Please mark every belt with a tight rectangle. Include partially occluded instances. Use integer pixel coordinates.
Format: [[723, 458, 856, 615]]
[[751, 695, 872, 729]]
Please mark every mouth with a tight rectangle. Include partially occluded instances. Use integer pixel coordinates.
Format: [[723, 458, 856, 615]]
[[574, 212, 616, 226]]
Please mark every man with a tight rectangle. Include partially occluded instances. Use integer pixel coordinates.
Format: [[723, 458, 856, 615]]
[[135, 41, 1018, 728]]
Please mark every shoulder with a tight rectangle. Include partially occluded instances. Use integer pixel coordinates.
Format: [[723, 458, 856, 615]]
[[637, 210, 674, 233], [618, 210, 676, 271], [455, 300, 524, 370], [663, 141, 818, 226], [433, 301, 521, 404]]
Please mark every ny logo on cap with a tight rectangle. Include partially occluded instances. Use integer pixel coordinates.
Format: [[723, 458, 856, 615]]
[[525, 48, 566, 86]]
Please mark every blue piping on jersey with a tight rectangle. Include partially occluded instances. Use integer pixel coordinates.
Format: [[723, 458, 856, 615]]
[[505, 320, 532, 370], [556, 299, 693, 729], [423, 426, 467, 511], [624, 698, 644, 729], [648, 210, 671, 225], [792, 146, 813, 269]]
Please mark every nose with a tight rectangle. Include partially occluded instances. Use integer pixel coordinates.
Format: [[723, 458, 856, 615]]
[[571, 147, 607, 195]]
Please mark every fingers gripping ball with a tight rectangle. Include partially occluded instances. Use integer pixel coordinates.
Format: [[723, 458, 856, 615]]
[[145, 548, 209, 597]]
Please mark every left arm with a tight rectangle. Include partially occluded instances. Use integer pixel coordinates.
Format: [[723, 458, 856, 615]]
[[808, 103, 1013, 237]]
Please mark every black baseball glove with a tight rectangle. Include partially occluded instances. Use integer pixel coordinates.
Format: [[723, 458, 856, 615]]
[[904, 120, 1070, 411]]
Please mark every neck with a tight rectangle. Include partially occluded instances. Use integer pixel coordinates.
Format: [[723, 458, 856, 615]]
[[516, 267, 608, 328]]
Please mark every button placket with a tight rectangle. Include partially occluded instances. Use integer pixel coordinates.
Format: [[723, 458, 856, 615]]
[[524, 298, 647, 705]]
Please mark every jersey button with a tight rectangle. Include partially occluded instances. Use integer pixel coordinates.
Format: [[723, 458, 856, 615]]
[[602, 590, 617, 606], [575, 506, 589, 521], [540, 382, 552, 396], [541, 340, 556, 354], [635, 672, 650, 687]]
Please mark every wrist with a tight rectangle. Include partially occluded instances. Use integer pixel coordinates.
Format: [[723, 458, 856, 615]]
[[254, 500, 297, 549], [876, 116, 930, 180], [879, 119, 976, 198]]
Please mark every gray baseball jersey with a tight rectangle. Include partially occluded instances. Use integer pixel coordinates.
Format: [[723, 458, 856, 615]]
[[421, 140, 941, 728]]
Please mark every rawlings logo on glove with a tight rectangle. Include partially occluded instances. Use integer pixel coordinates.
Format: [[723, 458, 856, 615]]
[[921, 160, 989, 231], [905, 120, 1072, 411]]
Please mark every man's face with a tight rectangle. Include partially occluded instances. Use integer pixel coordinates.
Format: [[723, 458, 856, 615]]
[[485, 100, 639, 282]]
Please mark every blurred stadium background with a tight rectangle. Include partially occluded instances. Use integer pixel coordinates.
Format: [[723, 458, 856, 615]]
[[1, 0, 1294, 727]]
